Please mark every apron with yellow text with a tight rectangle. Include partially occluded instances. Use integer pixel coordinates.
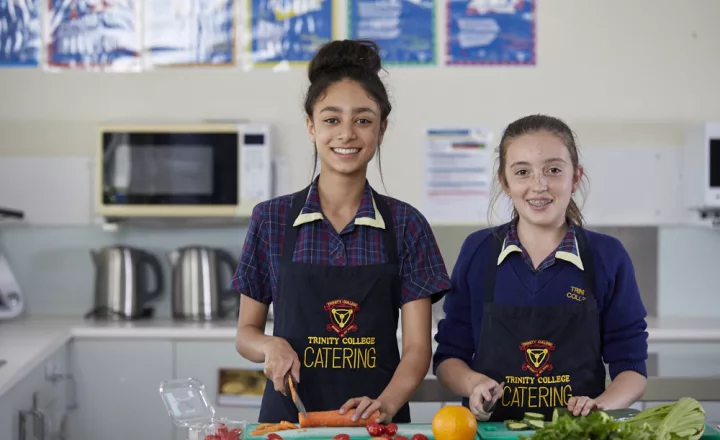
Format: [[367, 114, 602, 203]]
[[258, 185, 410, 424], [467, 225, 606, 422]]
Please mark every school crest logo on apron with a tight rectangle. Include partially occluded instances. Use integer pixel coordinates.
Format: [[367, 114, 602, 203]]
[[324, 299, 360, 337], [520, 340, 555, 376]]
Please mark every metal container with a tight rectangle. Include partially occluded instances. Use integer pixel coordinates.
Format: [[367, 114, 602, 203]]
[[167, 246, 238, 321], [89, 246, 163, 320]]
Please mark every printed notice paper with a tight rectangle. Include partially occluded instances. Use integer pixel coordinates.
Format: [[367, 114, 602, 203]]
[[348, 0, 436, 65], [144, 0, 236, 67], [46, 0, 142, 71], [446, 0, 535, 66], [0, 0, 40, 66], [248, 0, 335, 64], [423, 128, 493, 224]]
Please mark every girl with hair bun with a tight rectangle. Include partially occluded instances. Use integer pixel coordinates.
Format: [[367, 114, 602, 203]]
[[433, 115, 649, 422], [233, 39, 451, 425]]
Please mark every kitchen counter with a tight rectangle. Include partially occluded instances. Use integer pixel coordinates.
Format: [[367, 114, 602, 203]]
[[2, 315, 720, 399]]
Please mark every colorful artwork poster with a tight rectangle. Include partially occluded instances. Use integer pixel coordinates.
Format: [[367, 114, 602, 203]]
[[0, 0, 41, 66], [47, 0, 142, 70], [248, 0, 335, 65], [446, 0, 535, 66], [144, 0, 235, 67], [348, 0, 435, 66]]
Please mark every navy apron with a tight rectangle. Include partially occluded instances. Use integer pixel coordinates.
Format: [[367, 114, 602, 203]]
[[466, 224, 606, 421], [258, 185, 411, 424]]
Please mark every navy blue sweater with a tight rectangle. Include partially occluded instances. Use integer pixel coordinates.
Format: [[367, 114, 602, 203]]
[[433, 226, 649, 381]]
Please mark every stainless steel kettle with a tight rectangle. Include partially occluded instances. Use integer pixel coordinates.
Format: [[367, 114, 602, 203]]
[[88, 246, 164, 320], [167, 246, 238, 321]]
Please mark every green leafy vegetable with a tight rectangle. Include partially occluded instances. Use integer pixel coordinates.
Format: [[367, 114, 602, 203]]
[[623, 397, 706, 440], [518, 398, 707, 440], [518, 411, 654, 440]]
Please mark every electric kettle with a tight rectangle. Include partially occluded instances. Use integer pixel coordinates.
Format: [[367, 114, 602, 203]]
[[167, 246, 238, 321], [0, 206, 25, 321], [88, 246, 164, 320]]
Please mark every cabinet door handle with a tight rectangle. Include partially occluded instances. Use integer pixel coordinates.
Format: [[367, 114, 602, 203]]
[[18, 392, 46, 440], [18, 410, 26, 440], [18, 408, 45, 440], [65, 374, 78, 411]]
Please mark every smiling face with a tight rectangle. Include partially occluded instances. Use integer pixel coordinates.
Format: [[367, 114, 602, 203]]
[[306, 79, 387, 178], [501, 130, 582, 229]]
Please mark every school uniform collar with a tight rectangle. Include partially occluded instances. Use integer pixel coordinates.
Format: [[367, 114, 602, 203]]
[[496, 218, 584, 270], [292, 176, 386, 229]]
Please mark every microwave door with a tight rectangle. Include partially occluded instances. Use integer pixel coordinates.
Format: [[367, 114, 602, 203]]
[[102, 127, 239, 217]]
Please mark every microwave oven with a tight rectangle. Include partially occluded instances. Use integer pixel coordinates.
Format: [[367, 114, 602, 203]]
[[96, 123, 272, 218], [684, 122, 720, 212]]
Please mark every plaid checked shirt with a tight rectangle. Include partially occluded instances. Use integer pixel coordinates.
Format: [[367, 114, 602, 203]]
[[232, 177, 451, 306]]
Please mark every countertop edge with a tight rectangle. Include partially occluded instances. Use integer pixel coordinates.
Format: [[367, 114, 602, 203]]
[[69, 326, 720, 342], [0, 331, 73, 397], [3, 317, 720, 400]]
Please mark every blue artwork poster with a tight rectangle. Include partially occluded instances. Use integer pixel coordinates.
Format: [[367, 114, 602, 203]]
[[446, 0, 534, 66], [145, 0, 235, 67], [0, 0, 40, 66], [348, 0, 435, 66], [47, 0, 142, 70], [248, 0, 336, 65]]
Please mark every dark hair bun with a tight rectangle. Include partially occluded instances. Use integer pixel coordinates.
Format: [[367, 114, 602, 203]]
[[308, 39, 382, 84]]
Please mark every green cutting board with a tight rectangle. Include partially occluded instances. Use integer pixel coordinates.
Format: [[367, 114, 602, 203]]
[[702, 424, 720, 439], [246, 422, 720, 440], [475, 422, 534, 439], [475, 422, 720, 440]]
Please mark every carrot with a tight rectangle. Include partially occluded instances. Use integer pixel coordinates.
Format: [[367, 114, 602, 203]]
[[287, 376, 381, 428], [299, 409, 381, 428], [249, 421, 299, 436]]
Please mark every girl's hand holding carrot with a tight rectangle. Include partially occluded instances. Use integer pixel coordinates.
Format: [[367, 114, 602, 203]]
[[262, 336, 301, 394], [338, 396, 398, 424]]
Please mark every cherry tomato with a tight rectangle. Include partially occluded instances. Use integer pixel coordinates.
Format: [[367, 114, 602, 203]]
[[333, 434, 350, 440], [267, 434, 283, 440], [367, 422, 385, 437], [411, 434, 429, 440], [385, 423, 398, 436], [204, 435, 219, 440]]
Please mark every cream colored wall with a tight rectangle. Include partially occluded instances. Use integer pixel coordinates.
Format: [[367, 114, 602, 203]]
[[1, 0, 719, 210], [1, 0, 720, 318]]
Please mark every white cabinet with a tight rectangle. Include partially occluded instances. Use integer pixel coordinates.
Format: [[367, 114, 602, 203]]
[[66, 340, 174, 440], [0, 345, 71, 440], [0, 157, 96, 226], [173, 341, 262, 440]]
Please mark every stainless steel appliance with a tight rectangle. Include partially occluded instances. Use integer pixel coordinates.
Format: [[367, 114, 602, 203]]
[[0, 253, 23, 320], [88, 246, 164, 320], [0, 206, 24, 321], [96, 123, 273, 219], [167, 246, 238, 321]]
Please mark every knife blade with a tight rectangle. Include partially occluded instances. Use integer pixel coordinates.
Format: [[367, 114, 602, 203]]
[[286, 375, 308, 419], [482, 381, 505, 413]]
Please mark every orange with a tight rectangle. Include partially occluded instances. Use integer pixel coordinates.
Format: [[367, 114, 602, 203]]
[[431, 405, 477, 440]]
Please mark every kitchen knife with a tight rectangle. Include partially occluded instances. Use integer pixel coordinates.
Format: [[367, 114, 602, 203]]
[[286, 376, 308, 419], [482, 381, 505, 413]]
